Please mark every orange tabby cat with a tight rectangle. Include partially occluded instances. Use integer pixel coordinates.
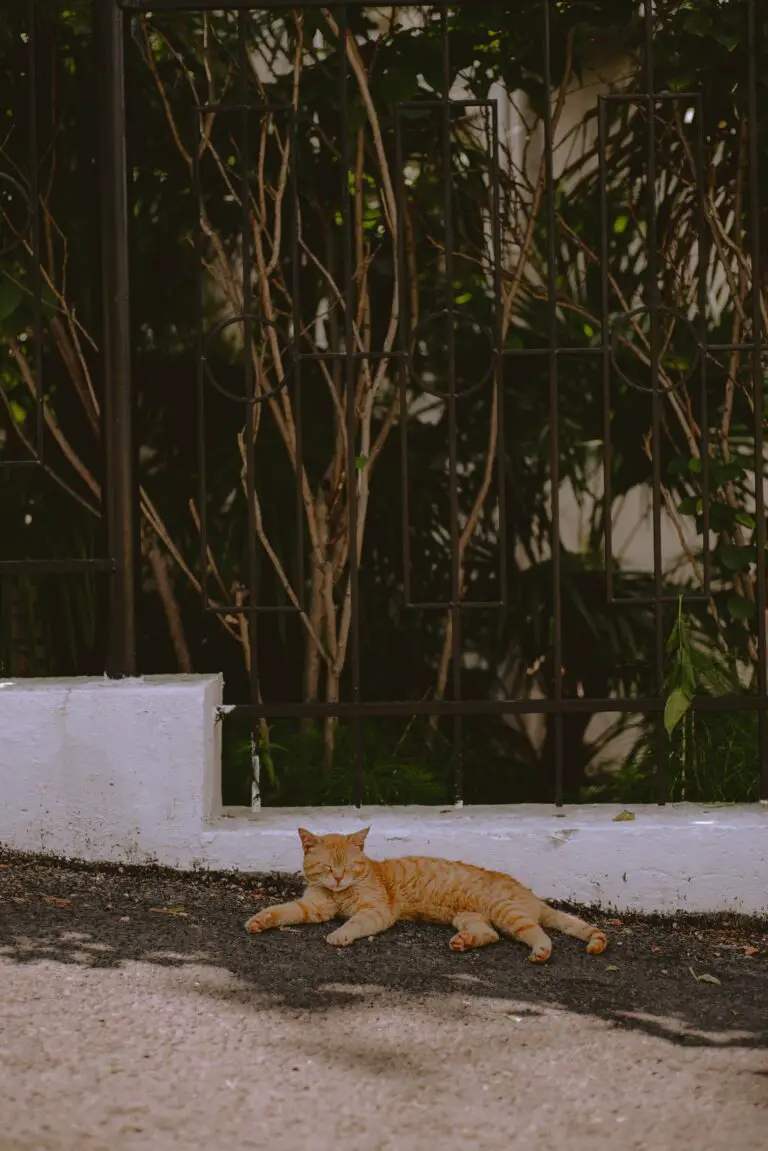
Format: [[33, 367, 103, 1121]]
[[245, 827, 608, 963]]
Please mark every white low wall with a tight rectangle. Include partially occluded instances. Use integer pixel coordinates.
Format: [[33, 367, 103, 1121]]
[[0, 675, 223, 866], [1, 676, 766, 915]]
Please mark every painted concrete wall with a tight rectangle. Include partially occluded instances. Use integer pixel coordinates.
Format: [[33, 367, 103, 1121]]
[[1, 676, 766, 914], [0, 675, 223, 866], [208, 805, 768, 916]]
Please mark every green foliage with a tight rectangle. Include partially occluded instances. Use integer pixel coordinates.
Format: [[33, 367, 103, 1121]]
[[585, 599, 759, 804], [222, 718, 449, 807], [664, 597, 695, 737]]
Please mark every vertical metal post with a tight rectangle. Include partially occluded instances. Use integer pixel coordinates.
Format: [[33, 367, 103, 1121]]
[[339, 6, 364, 807], [644, 1, 667, 803], [236, 13, 262, 807], [439, 6, 463, 806], [746, 0, 767, 798], [542, 0, 563, 804], [98, 0, 137, 677]]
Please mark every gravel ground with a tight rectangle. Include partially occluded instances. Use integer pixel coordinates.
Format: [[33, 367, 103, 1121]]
[[1, 852, 766, 1151]]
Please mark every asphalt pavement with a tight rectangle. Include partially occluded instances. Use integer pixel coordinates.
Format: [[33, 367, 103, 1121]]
[[1, 853, 766, 1151]]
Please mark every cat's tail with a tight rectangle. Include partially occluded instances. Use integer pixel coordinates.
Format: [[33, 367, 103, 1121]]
[[539, 906, 608, 955]]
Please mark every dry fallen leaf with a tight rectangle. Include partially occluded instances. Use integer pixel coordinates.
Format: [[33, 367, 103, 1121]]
[[149, 907, 188, 917], [743, 945, 759, 956], [605, 964, 619, 972], [42, 896, 71, 907], [651, 945, 662, 954], [607, 918, 623, 926], [612, 810, 636, 822], [689, 966, 721, 985]]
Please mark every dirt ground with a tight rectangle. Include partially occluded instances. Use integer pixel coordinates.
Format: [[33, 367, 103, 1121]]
[[1, 852, 766, 1151]]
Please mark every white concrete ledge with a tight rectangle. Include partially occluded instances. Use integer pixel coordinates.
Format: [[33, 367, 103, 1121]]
[[206, 804, 768, 916], [0, 676, 766, 914]]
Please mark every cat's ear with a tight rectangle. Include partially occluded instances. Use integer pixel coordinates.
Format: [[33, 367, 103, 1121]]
[[298, 827, 319, 851], [347, 827, 370, 849]]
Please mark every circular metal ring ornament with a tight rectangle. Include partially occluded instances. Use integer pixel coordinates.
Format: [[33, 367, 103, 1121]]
[[408, 308, 496, 400], [202, 313, 292, 404], [609, 304, 701, 394]]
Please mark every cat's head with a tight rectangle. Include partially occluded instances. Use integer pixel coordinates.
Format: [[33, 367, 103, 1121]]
[[298, 827, 370, 891]]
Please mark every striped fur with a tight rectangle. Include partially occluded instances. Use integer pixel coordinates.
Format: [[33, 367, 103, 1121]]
[[245, 827, 608, 963]]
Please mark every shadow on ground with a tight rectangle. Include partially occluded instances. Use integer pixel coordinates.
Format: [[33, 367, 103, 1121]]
[[1, 853, 766, 1050]]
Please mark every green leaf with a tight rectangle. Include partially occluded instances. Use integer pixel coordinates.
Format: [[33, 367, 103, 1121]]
[[355, 454, 369, 471], [667, 455, 689, 477], [0, 277, 22, 323], [726, 594, 755, 622], [735, 511, 756, 529], [709, 502, 736, 531], [613, 214, 629, 235], [712, 28, 740, 51], [710, 459, 744, 484], [683, 12, 712, 36], [664, 687, 692, 736], [680, 648, 696, 695], [678, 496, 702, 516], [612, 809, 636, 822], [665, 621, 681, 654], [9, 399, 26, 425], [719, 544, 753, 573]]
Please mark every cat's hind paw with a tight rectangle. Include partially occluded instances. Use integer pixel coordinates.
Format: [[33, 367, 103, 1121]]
[[528, 946, 552, 964], [587, 931, 608, 955]]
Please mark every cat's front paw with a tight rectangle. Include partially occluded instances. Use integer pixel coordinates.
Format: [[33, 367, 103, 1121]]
[[326, 927, 355, 947], [245, 909, 277, 934]]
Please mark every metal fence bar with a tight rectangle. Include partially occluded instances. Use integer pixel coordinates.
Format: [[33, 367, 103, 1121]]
[[338, 5, 365, 807], [223, 695, 768, 720], [28, 0, 44, 460], [120, 0, 480, 7], [289, 101, 305, 614], [236, 12, 265, 804], [490, 99, 508, 612], [693, 95, 711, 596], [598, 95, 614, 606], [438, 6, 463, 806], [394, 107, 413, 613], [541, 0, 563, 805], [193, 113, 209, 615], [643, 0, 667, 803], [746, 0, 767, 800], [0, 559, 116, 576], [98, 0, 137, 677]]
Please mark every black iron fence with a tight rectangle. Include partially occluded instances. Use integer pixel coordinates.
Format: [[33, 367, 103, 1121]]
[[1, 1, 766, 806]]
